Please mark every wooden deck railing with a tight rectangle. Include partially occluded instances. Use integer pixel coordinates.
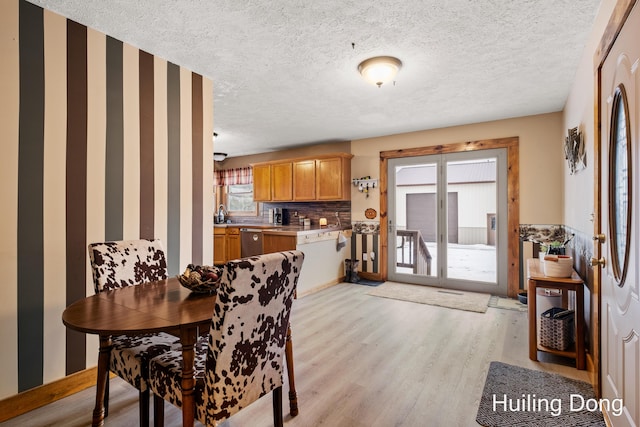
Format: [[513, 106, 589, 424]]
[[396, 230, 432, 275]]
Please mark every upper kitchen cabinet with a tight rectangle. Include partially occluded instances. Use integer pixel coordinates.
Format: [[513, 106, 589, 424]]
[[271, 161, 293, 201], [293, 159, 316, 201], [252, 163, 271, 201], [252, 153, 353, 202], [316, 156, 350, 200]]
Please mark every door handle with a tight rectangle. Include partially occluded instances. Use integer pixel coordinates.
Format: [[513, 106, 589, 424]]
[[592, 234, 606, 243], [590, 257, 606, 267]]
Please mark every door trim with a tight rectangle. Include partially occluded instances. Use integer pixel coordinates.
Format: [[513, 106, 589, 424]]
[[593, 0, 638, 398], [379, 137, 520, 297]]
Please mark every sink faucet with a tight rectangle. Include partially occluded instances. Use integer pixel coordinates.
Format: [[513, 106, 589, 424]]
[[217, 204, 227, 224]]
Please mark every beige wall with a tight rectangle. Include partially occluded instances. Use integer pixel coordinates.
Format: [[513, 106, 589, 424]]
[[220, 113, 566, 227], [562, 0, 616, 234], [350, 112, 565, 225]]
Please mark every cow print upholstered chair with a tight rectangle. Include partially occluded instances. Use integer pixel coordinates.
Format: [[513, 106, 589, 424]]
[[149, 250, 304, 427], [88, 239, 181, 427]]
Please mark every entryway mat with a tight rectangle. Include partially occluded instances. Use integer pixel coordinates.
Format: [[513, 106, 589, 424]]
[[488, 295, 527, 312], [476, 361, 605, 426], [367, 281, 490, 313], [354, 279, 385, 286]]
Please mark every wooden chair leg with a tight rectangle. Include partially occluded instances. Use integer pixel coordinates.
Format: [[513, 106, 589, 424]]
[[139, 389, 150, 427], [285, 325, 299, 416], [103, 375, 109, 417], [153, 394, 165, 427], [272, 386, 283, 427]]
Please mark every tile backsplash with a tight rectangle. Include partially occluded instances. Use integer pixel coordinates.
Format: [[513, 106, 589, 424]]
[[227, 201, 351, 227]]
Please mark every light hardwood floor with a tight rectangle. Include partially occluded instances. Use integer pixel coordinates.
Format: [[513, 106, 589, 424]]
[[4, 282, 590, 427]]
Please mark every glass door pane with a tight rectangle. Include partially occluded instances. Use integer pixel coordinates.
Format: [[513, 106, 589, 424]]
[[445, 157, 497, 283], [392, 161, 439, 278]]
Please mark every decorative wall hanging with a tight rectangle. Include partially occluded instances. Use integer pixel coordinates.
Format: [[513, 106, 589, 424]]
[[564, 126, 586, 174], [352, 176, 378, 198], [365, 208, 377, 219]]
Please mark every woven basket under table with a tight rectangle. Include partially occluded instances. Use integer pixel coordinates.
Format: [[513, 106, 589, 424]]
[[540, 307, 574, 351]]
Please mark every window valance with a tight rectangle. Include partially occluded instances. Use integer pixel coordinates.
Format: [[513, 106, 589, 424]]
[[214, 167, 252, 186]]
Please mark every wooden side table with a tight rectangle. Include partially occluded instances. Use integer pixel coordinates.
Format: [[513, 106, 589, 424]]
[[527, 258, 585, 370]]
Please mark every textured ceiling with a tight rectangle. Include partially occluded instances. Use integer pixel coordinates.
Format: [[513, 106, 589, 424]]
[[28, 0, 602, 158]]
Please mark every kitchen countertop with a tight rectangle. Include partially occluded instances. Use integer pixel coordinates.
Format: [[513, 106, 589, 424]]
[[214, 223, 276, 229], [262, 225, 350, 236], [214, 223, 351, 236]]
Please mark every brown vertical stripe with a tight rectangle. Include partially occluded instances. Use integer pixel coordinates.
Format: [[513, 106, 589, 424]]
[[139, 50, 154, 239], [17, 0, 44, 391], [105, 36, 123, 241], [191, 73, 203, 264], [65, 19, 88, 375], [166, 63, 181, 275]]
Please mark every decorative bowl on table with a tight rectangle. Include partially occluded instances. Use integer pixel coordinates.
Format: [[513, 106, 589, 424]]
[[177, 264, 222, 293], [542, 255, 573, 278]]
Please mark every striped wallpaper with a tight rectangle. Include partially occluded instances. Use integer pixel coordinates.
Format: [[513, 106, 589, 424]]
[[0, 0, 213, 398], [351, 232, 380, 274]]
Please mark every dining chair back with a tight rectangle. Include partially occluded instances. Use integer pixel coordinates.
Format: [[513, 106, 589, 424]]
[[88, 238, 178, 427], [88, 239, 168, 293], [149, 250, 304, 427]]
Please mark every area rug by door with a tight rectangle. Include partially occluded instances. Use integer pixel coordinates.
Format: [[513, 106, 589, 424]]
[[367, 281, 490, 313], [488, 295, 527, 312], [476, 361, 606, 426], [354, 279, 385, 287]]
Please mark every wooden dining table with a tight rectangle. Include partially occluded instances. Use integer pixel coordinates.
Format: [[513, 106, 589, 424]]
[[62, 276, 299, 426]]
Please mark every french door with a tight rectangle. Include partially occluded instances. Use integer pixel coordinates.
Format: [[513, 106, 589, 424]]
[[387, 148, 508, 295]]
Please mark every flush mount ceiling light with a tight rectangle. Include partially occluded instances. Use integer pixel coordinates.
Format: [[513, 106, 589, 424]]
[[212, 133, 227, 161], [358, 56, 402, 88]]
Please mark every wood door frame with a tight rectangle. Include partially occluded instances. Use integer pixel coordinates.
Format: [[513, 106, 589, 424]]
[[593, 0, 638, 398], [379, 137, 520, 297]]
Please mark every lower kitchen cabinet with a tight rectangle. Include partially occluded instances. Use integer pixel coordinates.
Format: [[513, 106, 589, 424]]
[[214, 228, 226, 265], [214, 227, 241, 264], [263, 234, 297, 254], [226, 227, 241, 261]]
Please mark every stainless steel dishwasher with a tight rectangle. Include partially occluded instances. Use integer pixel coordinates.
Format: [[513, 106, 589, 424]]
[[240, 228, 263, 257]]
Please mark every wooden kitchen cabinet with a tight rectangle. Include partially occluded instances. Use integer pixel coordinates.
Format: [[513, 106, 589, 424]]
[[263, 234, 297, 254], [213, 228, 226, 265], [316, 156, 350, 200], [226, 227, 241, 261], [214, 227, 241, 264], [252, 163, 271, 201], [251, 153, 352, 202], [271, 162, 293, 201], [293, 159, 316, 201]]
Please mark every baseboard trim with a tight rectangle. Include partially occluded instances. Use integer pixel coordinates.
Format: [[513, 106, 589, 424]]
[[0, 367, 98, 422], [297, 277, 344, 298], [586, 352, 599, 396]]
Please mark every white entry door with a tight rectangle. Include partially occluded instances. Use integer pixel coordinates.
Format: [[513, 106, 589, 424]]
[[599, 2, 640, 425]]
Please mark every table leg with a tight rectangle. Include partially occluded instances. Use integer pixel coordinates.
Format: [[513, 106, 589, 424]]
[[92, 335, 112, 427], [181, 327, 198, 427], [528, 279, 538, 362], [285, 325, 298, 416]]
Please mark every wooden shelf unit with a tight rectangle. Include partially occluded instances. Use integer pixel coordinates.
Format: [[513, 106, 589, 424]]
[[526, 258, 585, 370]]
